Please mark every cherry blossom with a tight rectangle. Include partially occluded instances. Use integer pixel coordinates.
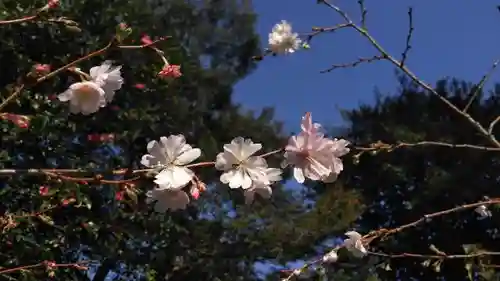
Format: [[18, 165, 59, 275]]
[[89, 61, 124, 102], [268, 20, 301, 55], [283, 113, 350, 183], [475, 205, 492, 218], [141, 135, 201, 190], [158, 64, 182, 78], [322, 250, 338, 263], [146, 188, 190, 212], [344, 231, 367, 258], [58, 81, 106, 115], [244, 167, 282, 204], [215, 137, 269, 189]]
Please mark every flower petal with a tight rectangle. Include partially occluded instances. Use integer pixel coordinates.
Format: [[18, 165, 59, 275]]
[[175, 148, 201, 165], [293, 167, 305, 183]]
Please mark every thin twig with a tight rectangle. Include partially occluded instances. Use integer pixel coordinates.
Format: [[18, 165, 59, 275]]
[[489, 115, 500, 135], [354, 140, 500, 152], [463, 59, 500, 112], [358, 0, 367, 28], [400, 7, 414, 67], [304, 24, 352, 44], [320, 55, 384, 73], [365, 198, 500, 241], [369, 251, 500, 260], [0, 15, 38, 25], [0, 260, 94, 275]]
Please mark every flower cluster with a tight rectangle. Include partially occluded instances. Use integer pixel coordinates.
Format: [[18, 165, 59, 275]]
[[141, 113, 349, 212], [268, 20, 301, 55], [58, 61, 123, 115]]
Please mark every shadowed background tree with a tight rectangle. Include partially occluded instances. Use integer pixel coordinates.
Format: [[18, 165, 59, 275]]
[[261, 75, 500, 281], [0, 0, 311, 280]]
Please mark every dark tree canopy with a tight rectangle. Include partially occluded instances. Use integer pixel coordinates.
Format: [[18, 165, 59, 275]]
[[0, 0, 293, 280]]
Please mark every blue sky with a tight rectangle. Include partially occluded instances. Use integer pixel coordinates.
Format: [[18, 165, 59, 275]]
[[234, 0, 500, 132]]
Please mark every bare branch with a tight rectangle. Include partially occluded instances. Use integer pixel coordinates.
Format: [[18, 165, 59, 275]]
[[320, 55, 384, 73], [488, 115, 500, 135], [283, 198, 500, 280], [463, 59, 500, 112], [319, 0, 500, 148], [400, 7, 414, 67], [370, 250, 500, 260], [354, 140, 500, 153], [304, 23, 352, 44]]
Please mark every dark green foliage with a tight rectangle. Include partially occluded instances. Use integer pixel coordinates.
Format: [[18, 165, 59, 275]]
[[0, 0, 288, 280]]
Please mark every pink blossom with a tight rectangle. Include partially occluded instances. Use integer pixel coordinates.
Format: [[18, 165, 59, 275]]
[[115, 191, 125, 201], [158, 64, 182, 79], [34, 64, 51, 75], [39, 186, 49, 196], [134, 83, 146, 89], [141, 34, 153, 45], [190, 186, 200, 200], [0, 113, 30, 129], [283, 113, 350, 183], [48, 0, 59, 9]]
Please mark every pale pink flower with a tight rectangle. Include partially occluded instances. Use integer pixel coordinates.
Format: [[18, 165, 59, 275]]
[[300, 112, 323, 136], [283, 113, 349, 183], [57, 81, 106, 115], [215, 137, 269, 189], [344, 231, 367, 258], [89, 61, 124, 102], [146, 188, 190, 212], [141, 135, 201, 190], [243, 167, 282, 204]]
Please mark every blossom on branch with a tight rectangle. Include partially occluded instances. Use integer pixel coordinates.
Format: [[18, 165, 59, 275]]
[[141, 135, 201, 190], [89, 61, 124, 102], [215, 137, 269, 189], [283, 113, 350, 183], [344, 231, 367, 258], [58, 62, 123, 115], [158, 64, 182, 79], [146, 187, 190, 212], [58, 81, 106, 115], [475, 205, 492, 218], [268, 20, 301, 55], [243, 167, 282, 204], [322, 249, 338, 263]]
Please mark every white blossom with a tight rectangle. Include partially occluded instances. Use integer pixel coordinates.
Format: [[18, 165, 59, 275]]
[[344, 231, 367, 258], [89, 61, 124, 102], [268, 20, 301, 55], [58, 81, 106, 115], [244, 167, 282, 204], [215, 137, 269, 189], [146, 188, 190, 212], [322, 250, 338, 263], [141, 135, 201, 190], [475, 205, 492, 218], [283, 113, 350, 183]]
